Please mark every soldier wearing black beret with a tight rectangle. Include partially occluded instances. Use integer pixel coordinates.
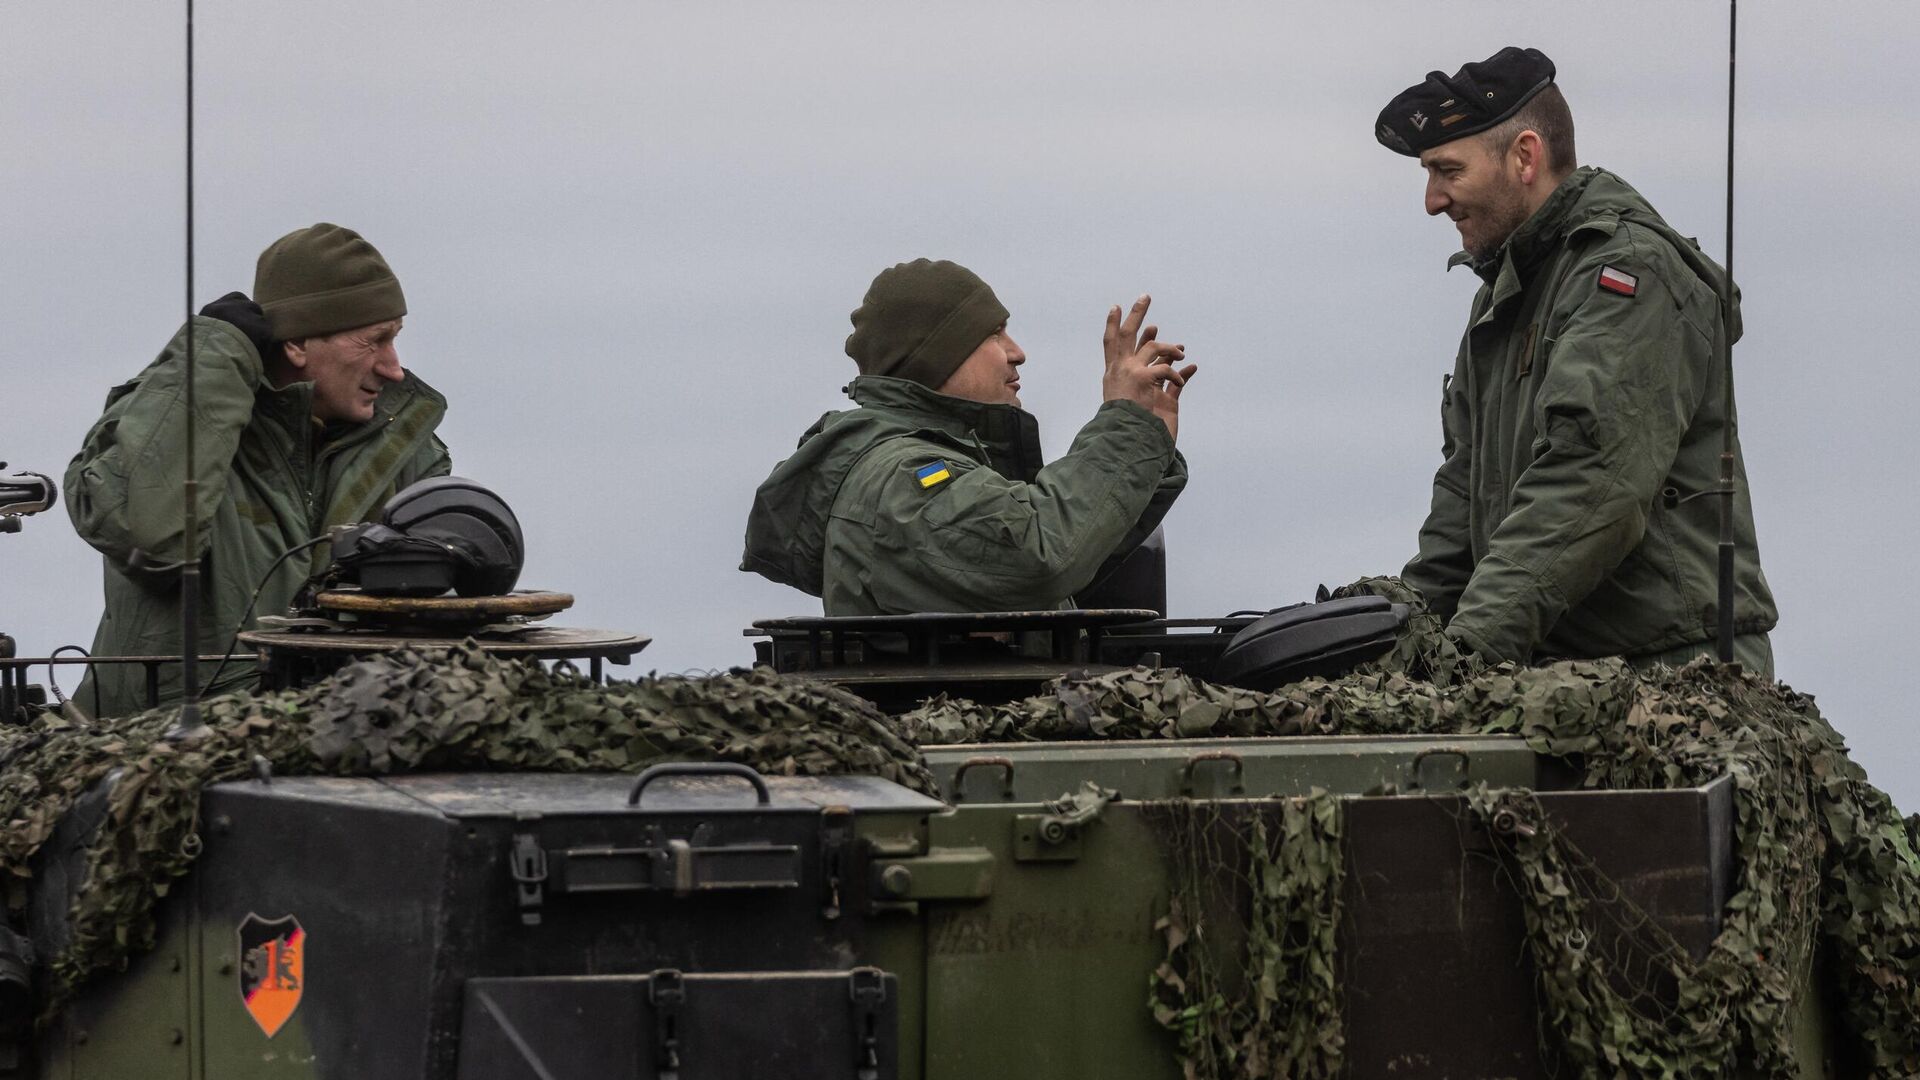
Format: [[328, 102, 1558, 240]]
[[1378, 47, 1780, 674]]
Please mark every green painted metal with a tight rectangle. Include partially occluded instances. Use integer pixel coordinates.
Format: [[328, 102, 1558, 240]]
[[923, 732, 1541, 804], [27, 731, 1835, 1078], [871, 847, 995, 903]]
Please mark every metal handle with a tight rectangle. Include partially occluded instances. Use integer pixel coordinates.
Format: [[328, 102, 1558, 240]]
[[1411, 747, 1470, 791], [1177, 751, 1245, 795], [950, 756, 1015, 802], [628, 762, 772, 806]]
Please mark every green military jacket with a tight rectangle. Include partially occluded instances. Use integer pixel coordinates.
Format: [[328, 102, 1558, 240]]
[[1403, 167, 1777, 664], [65, 316, 450, 717], [742, 375, 1186, 615]]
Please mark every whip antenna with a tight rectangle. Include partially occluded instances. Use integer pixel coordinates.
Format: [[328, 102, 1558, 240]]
[[1714, 0, 1739, 663], [172, 0, 207, 736]]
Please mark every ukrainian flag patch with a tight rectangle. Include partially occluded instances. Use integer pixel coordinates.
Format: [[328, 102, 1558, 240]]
[[915, 460, 953, 489]]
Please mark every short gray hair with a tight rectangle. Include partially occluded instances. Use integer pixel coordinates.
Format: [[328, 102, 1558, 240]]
[[1479, 84, 1577, 175]]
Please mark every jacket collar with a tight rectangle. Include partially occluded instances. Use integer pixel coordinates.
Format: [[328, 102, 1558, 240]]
[[847, 375, 1043, 482], [1452, 166, 1604, 322]]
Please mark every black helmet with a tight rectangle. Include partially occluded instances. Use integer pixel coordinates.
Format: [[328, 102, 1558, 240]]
[[331, 477, 524, 597], [1212, 595, 1410, 692]]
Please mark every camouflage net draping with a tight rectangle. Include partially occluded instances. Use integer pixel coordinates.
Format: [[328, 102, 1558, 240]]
[[1147, 792, 1345, 1080], [0, 644, 931, 1012], [896, 576, 1920, 1078], [5, 575, 1918, 1078]]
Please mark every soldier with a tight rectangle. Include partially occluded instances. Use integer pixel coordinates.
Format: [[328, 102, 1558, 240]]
[[66, 224, 451, 717], [1377, 47, 1777, 673], [742, 258, 1195, 615]]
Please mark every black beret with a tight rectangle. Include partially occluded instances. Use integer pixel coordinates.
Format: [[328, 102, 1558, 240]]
[[1375, 46, 1556, 157]]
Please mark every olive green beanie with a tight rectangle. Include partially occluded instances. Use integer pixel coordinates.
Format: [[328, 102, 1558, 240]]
[[845, 259, 1009, 389], [253, 223, 407, 341]]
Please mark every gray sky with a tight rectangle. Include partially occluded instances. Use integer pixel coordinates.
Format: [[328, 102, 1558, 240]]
[[5, 3, 1917, 803]]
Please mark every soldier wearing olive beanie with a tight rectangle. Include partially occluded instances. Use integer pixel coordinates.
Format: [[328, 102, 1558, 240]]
[[844, 259, 1010, 389], [254, 223, 408, 342], [64, 224, 450, 719], [743, 259, 1198, 617]]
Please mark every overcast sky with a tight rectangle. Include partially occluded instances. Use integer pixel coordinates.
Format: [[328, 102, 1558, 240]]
[[4, 3, 1916, 804]]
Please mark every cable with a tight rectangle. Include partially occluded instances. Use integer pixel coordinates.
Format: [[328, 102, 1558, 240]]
[[43, 645, 89, 707], [196, 535, 330, 701]]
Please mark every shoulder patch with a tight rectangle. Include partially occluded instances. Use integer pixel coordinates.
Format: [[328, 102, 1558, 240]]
[[1597, 265, 1638, 297], [914, 460, 953, 489]]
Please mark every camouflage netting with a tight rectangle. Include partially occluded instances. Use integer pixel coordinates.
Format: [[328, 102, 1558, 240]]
[[6, 575, 1920, 1077], [896, 577, 1920, 1078], [1148, 793, 1345, 1080], [0, 644, 931, 1012]]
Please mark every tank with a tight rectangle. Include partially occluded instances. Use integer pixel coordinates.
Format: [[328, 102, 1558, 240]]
[[0, 508, 1867, 1080]]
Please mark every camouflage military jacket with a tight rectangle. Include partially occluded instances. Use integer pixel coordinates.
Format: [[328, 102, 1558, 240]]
[[1402, 167, 1778, 664], [65, 316, 450, 717], [741, 375, 1186, 615]]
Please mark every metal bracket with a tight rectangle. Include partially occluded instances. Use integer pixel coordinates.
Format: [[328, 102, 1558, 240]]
[[509, 831, 547, 927], [649, 969, 685, 1080], [848, 967, 886, 1080], [820, 805, 854, 920], [553, 832, 801, 899], [870, 847, 994, 904], [1013, 783, 1117, 862]]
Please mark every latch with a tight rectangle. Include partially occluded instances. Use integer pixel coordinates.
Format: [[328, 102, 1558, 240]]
[[1013, 782, 1117, 862], [869, 847, 994, 905], [650, 968, 685, 1080], [848, 967, 886, 1080], [820, 805, 854, 920], [510, 830, 547, 926]]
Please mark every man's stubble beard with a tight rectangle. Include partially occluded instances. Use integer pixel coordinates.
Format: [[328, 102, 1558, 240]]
[[1464, 182, 1535, 263]]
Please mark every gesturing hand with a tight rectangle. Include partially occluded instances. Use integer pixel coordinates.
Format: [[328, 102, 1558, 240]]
[[1102, 294, 1198, 442]]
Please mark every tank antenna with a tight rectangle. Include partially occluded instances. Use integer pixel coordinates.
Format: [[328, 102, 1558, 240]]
[[1713, 0, 1739, 663], [171, 0, 207, 737]]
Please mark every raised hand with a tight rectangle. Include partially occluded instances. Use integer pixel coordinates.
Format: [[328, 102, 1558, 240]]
[[1102, 294, 1198, 441]]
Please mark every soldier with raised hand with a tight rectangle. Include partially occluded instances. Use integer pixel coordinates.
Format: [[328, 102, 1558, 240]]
[[742, 258, 1196, 615], [1377, 47, 1777, 673], [66, 224, 452, 717]]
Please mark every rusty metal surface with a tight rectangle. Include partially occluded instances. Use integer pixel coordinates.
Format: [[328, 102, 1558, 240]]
[[238, 627, 648, 659], [313, 588, 575, 620]]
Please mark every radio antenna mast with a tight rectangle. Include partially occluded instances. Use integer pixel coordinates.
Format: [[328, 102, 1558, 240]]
[[1714, 0, 1739, 663], [172, 0, 207, 737]]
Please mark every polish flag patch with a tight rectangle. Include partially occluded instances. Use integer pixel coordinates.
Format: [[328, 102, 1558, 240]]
[[1597, 265, 1639, 297]]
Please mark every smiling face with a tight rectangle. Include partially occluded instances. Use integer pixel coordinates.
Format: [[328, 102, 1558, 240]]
[[937, 325, 1026, 407], [1419, 135, 1537, 261], [280, 318, 405, 422]]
